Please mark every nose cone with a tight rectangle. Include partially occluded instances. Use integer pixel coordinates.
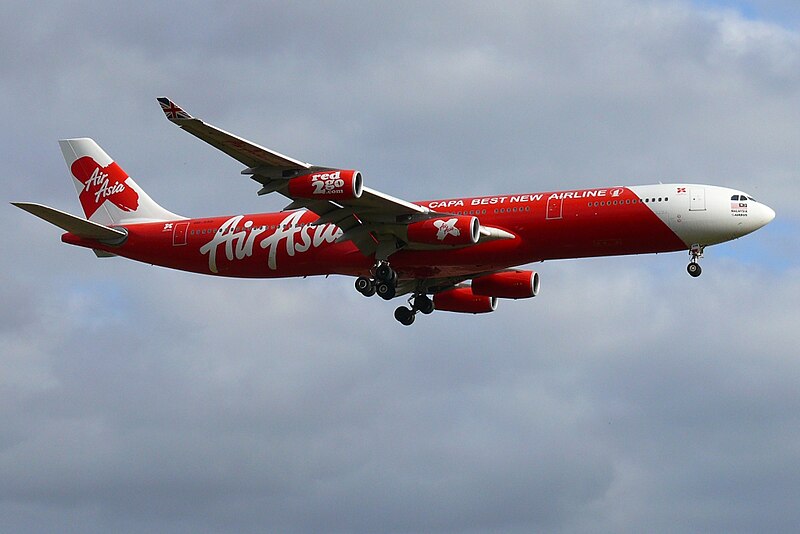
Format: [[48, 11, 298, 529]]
[[758, 203, 776, 228], [742, 202, 775, 236], [764, 204, 776, 224]]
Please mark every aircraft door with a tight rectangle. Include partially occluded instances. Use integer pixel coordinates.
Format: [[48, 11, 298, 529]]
[[546, 197, 563, 220], [173, 221, 189, 246], [689, 188, 706, 211]]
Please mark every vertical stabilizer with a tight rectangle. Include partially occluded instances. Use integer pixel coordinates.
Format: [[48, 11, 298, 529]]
[[59, 138, 183, 225]]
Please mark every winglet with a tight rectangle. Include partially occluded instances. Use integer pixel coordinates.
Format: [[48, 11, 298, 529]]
[[157, 97, 193, 122]]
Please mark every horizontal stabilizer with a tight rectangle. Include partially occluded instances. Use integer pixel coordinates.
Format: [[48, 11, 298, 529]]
[[12, 202, 127, 242]]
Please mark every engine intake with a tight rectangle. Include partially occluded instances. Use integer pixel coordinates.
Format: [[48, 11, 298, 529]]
[[471, 270, 540, 299], [406, 216, 479, 246], [288, 170, 363, 200], [433, 287, 498, 314]]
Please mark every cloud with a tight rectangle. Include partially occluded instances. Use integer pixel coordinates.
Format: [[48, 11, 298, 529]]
[[2, 1, 799, 533]]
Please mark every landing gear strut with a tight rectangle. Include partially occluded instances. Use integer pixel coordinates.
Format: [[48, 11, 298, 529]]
[[355, 261, 397, 300], [394, 293, 434, 327], [687, 244, 704, 277]]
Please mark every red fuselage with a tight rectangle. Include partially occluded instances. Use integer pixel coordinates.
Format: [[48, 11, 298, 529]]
[[63, 185, 697, 280]]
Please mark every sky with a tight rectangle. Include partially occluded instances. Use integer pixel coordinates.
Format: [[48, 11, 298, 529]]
[[1, 1, 799, 533]]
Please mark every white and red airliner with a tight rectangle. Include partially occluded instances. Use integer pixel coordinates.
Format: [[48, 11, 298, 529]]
[[13, 98, 775, 325]]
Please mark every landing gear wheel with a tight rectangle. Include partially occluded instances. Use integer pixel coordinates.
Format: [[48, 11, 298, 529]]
[[687, 244, 704, 278], [394, 306, 416, 326], [376, 281, 396, 300], [413, 294, 434, 315], [355, 276, 372, 294], [375, 263, 396, 283]]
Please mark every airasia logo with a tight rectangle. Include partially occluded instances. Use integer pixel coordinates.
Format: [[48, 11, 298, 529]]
[[434, 218, 461, 241], [71, 157, 139, 217], [199, 211, 342, 273]]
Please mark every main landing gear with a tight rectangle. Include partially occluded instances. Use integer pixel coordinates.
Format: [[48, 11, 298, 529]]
[[687, 244, 704, 277], [355, 261, 397, 300], [393, 293, 434, 326], [355, 262, 434, 326]]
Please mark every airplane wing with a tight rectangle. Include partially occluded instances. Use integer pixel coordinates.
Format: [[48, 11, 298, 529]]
[[157, 97, 311, 171], [157, 97, 511, 257]]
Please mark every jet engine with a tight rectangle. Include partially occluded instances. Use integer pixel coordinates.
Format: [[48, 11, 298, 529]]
[[433, 286, 498, 314], [406, 216, 479, 246], [471, 270, 540, 299], [288, 170, 363, 200]]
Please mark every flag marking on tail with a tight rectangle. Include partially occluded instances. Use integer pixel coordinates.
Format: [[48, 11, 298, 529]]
[[157, 97, 191, 120], [71, 157, 139, 218]]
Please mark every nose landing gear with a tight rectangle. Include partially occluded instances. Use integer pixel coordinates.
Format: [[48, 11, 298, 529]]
[[687, 244, 704, 277]]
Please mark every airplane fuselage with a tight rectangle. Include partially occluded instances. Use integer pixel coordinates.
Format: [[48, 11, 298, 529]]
[[62, 183, 775, 280]]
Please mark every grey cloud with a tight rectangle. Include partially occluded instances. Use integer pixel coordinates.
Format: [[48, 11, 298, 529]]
[[2, 1, 799, 533], [3, 259, 799, 533]]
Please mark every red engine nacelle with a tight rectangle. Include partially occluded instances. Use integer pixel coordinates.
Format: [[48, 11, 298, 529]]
[[406, 215, 480, 246], [433, 287, 498, 314], [287, 170, 363, 200], [471, 270, 540, 299]]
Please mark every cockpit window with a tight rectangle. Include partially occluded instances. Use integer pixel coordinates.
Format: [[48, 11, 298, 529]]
[[748, 196, 756, 202], [731, 195, 740, 201]]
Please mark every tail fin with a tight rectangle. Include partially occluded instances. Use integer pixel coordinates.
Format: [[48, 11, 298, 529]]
[[59, 138, 183, 225]]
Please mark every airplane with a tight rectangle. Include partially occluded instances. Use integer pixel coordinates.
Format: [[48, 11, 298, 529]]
[[12, 98, 776, 326]]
